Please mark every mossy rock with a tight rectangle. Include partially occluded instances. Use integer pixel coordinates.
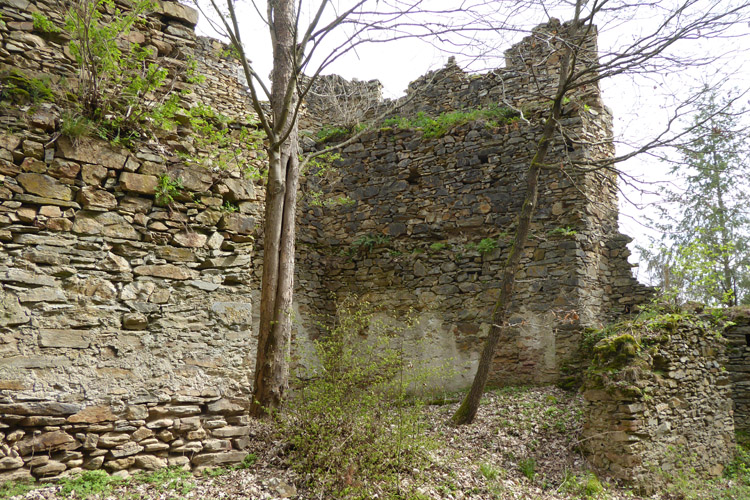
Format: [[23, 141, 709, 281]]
[[0, 69, 54, 104], [592, 333, 640, 369]]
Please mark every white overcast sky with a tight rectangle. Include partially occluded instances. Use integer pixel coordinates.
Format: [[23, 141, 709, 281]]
[[195, 0, 750, 282]]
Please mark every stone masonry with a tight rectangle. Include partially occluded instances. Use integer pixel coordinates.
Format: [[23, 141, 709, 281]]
[[582, 318, 734, 488], [0, 0, 656, 481]]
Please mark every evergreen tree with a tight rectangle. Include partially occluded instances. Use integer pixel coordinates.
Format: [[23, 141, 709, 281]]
[[645, 90, 750, 306]]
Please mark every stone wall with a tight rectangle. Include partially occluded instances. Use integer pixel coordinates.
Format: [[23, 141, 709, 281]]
[[0, 0, 654, 481], [582, 318, 734, 488], [297, 20, 650, 388], [724, 308, 750, 430], [0, 0, 270, 481]]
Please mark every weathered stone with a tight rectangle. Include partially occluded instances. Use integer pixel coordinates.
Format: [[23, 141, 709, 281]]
[[58, 136, 129, 170], [103, 457, 135, 471], [191, 451, 247, 466], [38, 329, 90, 349], [77, 186, 117, 210], [0, 468, 32, 483], [172, 231, 207, 248], [38, 205, 62, 218], [146, 419, 174, 429], [98, 433, 130, 448], [132, 427, 153, 442], [210, 426, 251, 438], [22, 140, 44, 159], [17, 173, 73, 200], [221, 178, 256, 202], [199, 254, 251, 269], [0, 456, 24, 470], [32, 460, 66, 477], [72, 210, 139, 240], [209, 302, 252, 327], [0, 292, 29, 326], [100, 252, 131, 272], [119, 195, 153, 213], [109, 442, 143, 458], [17, 431, 78, 455], [134, 264, 193, 280], [154, 0, 199, 26], [134, 455, 167, 470], [68, 405, 117, 424], [207, 398, 245, 415], [119, 172, 158, 195], [155, 246, 196, 262], [49, 159, 82, 179], [219, 213, 256, 234], [82, 456, 104, 470], [122, 312, 148, 330]]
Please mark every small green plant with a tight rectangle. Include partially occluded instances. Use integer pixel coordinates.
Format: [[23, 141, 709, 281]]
[[351, 233, 390, 253], [155, 174, 183, 206], [479, 462, 500, 481], [316, 124, 350, 143], [560, 470, 606, 499], [222, 200, 239, 212], [32, 11, 62, 33], [60, 111, 96, 142], [134, 466, 194, 495], [0, 479, 37, 499], [518, 457, 536, 481], [550, 226, 577, 237], [382, 105, 520, 138], [429, 242, 448, 252], [476, 237, 498, 254], [59, 470, 124, 498], [239, 452, 258, 469]]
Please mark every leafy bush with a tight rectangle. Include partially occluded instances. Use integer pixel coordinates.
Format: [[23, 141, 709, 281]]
[[278, 298, 433, 498]]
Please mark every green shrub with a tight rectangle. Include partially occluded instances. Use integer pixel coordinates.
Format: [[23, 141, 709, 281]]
[[382, 106, 520, 138], [278, 297, 432, 498], [476, 237, 498, 254]]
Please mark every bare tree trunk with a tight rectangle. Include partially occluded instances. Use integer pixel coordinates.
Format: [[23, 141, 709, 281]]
[[250, 0, 300, 417], [451, 18, 578, 426]]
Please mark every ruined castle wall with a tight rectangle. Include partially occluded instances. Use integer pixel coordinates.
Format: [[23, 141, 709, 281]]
[[582, 322, 734, 487], [0, 0, 270, 481], [298, 21, 649, 387]]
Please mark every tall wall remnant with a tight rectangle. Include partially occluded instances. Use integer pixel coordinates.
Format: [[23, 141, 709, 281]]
[[0, 0, 651, 480], [298, 20, 651, 388]]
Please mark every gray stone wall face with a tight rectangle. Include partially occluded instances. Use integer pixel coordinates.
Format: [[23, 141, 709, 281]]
[[582, 325, 734, 488], [298, 20, 650, 386], [0, 0, 265, 480]]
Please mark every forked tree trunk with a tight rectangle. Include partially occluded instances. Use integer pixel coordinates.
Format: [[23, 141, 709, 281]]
[[451, 29, 576, 426], [250, 0, 300, 417]]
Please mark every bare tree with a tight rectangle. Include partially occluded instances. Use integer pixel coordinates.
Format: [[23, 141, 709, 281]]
[[195, 0, 506, 416], [451, 0, 750, 425]]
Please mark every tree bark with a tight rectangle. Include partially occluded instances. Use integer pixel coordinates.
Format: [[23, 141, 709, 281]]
[[250, 0, 300, 417]]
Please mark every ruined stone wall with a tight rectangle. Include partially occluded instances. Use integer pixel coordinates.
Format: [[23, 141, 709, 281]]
[[582, 320, 734, 487], [0, 0, 270, 481], [297, 20, 649, 387], [725, 309, 750, 430]]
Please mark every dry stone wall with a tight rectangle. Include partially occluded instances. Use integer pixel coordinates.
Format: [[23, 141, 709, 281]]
[[582, 319, 734, 488], [0, 0, 269, 481], [298, 21, 650, 388], [0, 0, 656, 481]]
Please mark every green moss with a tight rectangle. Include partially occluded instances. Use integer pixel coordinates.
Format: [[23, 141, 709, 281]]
[[592, 334, 640, 369], [0, 69, 54, 104]]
